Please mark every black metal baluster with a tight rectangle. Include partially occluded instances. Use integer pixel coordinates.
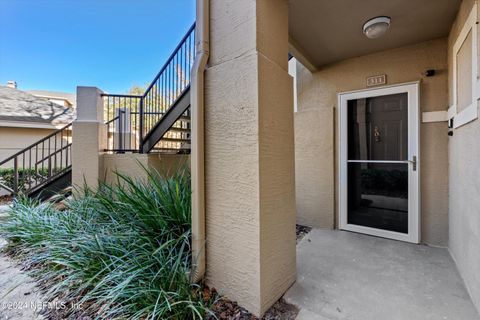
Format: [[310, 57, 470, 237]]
[[13, 157, 18, 194], [60, 129, 63, 170], [28, 148, 32, 190]]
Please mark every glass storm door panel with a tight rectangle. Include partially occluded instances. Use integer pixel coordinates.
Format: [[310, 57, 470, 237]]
[[339, 84, 419, 243], [348, 94, 408, 233]]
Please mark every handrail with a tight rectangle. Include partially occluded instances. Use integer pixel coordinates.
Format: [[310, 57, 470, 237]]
[[0, 123, 73, 195], [34, 144, 71, 166], [103, 23, 195, 154], [0, 123, 72, 166], [105, 115, 120, 125], [100, 93, 142, 98], [143, 23, 196, 96]]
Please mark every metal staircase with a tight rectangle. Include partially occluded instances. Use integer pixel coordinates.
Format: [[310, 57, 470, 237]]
[[103, 23, 195, 154], [0, 123, 72, 200], [0, 24, 195, 200]]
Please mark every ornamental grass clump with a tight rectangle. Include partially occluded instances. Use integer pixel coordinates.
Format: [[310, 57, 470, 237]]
[[0, 167, 214, 319]]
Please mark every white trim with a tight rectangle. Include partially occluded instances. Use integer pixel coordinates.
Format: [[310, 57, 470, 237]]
[[447, 105, 457, 120], [31, 94, 73, 103], [422, 111, 447, 123], [288, 57, 298, 112], [338, 82, 420, 243], [72, 120, 101, 124], [339, 80, 420, 95], [454, 102, 478, 128], [451, 2, 479, 127], [0, 120, 64, 130]]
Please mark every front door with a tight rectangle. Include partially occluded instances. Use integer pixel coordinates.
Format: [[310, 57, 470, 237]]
[[338, 82, 420, 243]]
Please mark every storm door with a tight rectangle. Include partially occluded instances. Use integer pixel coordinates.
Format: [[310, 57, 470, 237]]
[[338, 83, 420, 243]]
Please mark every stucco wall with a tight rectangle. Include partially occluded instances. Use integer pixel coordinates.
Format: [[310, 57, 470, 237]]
[[447, 0, 480, 313], [295, 38, 450, 246], [101, 153, 190, 185], [294, 105, 334, 228], [205, 0, 295, 315], [0, 127, 55, 161]]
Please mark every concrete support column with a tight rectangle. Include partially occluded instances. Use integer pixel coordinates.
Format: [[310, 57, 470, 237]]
[[204, 0, 295, 316], [72, 86, 106, 192]]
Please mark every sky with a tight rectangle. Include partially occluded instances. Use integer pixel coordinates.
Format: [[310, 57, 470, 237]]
[[0, 0, 195, 94]]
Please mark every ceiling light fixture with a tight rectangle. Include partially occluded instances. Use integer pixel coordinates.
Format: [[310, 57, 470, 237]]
[[363, 16, 391, 39]]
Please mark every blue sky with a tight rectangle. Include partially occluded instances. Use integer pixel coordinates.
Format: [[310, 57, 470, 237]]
[[0, 0, 195, 94]]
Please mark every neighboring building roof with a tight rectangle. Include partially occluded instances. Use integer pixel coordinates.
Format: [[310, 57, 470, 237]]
[[26, 90, 76, 107], [0, 86, 76, 128]]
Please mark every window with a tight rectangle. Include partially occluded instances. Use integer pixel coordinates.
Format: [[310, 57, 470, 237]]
[[450, 3, 479, 128]]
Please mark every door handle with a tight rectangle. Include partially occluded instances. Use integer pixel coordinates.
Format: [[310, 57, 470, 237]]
[[408, 156, 417, 171]]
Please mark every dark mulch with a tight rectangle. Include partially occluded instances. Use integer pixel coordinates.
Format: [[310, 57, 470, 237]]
[[296, 224, 312, 243], [207, 286, 299, 320], [262, 299, 299, 320], [206, 225, 311, 319], [0, 195, 13, 205]]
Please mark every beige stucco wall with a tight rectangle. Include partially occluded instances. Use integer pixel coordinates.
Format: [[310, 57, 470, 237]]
[[447, 0, 480, 313], [295, 37, 450, 246], [102, 153, 190, 185], [204, 0, 296, 315], [0, 127, 55, 161], [294, 105, 335, 228], [72, 121, 106, 192]]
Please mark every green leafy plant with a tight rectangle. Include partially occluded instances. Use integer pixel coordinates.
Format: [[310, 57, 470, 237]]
[[0, 167, 215, 319], [0, 168, 48, 192], [0, 167, 65, 192]]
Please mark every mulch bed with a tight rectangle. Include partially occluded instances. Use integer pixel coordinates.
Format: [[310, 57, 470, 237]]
[[208, 225, 311, 319], [206, 287, 299, 320], [296, 224, 312, 243], [0, 195, 13, 205]]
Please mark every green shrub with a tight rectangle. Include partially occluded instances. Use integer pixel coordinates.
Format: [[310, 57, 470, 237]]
[[0, 167, 50, 192], [0, 167, 213, 319]]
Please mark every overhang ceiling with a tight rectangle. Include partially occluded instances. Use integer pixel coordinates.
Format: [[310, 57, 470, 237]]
[[289, 0, 462, 69]]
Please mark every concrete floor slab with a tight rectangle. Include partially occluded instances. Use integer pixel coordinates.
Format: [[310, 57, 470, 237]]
[[285, 229, 479, 320]]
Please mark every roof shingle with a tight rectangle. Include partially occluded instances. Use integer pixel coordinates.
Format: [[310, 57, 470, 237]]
[[0, 86, 75, 127]]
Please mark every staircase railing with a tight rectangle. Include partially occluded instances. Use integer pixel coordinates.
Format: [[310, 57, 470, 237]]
[[103, 23, 195, 153], [103, 94, 143, 152], [0, 123, 72, 195]]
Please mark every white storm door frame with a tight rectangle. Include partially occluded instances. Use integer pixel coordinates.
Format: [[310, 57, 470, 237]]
[[338, 81, 420, 243]]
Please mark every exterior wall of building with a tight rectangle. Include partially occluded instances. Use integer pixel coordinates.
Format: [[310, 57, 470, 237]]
[[0, 127, 55, 161], [447, 0, 480, 313], [204, 0, 296, 315], [101, 153, 190, 185], [295, 38, 450, 246], [294, 98, 335, 228]]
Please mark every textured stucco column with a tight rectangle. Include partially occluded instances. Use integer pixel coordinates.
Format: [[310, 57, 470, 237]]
[[204, 0, 296, 316], [72, 86, 106, 192]]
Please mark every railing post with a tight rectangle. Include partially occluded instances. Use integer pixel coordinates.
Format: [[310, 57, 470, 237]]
[[118, 110, 124, 153], [139, 97, 144, 153]]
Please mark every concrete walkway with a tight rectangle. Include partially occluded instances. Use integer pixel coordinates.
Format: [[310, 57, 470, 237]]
[[0, 205, 45, 319], [285, 229, 479, 320]]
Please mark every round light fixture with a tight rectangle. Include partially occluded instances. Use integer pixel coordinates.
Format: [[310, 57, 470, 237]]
[[363, 16, 391, 39]]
